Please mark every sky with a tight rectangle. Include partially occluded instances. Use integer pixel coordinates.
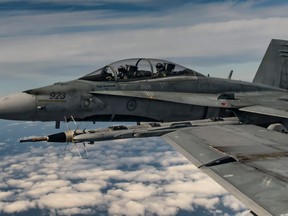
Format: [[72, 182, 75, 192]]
[[0, 0, 288, 215], [1, 0, 288, 95]]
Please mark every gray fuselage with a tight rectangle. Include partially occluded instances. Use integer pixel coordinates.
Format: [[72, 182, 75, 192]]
[[5, 76, 279, 123]]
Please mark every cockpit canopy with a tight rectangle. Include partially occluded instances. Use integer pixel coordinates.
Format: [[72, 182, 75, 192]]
[[79, 58, 205, 82]]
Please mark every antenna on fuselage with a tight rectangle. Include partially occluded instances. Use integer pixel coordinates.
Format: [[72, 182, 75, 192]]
[[55, 121, 60, 129], [228, 70, 233, 79]]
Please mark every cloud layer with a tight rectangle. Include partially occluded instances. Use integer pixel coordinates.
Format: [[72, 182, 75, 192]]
[[0, 121, 247, 215]]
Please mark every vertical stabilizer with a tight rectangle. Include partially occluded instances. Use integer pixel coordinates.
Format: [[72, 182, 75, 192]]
[[253, 39, 288, 89]]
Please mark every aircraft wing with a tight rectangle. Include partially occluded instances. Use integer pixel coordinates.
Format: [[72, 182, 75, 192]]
[[163, 124, 288, 216]]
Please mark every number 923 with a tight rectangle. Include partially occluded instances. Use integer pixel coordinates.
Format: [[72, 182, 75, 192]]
[[49, 92, 66, 100]]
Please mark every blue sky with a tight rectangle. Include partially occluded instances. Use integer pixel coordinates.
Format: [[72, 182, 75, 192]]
[[0, 0, 288, 215], [1, 0, 288, 95]]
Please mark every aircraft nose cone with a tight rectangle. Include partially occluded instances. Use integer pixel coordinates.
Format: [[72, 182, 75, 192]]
[[0, 92, 36, 120]]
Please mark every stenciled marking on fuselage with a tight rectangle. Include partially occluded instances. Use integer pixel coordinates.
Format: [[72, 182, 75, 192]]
[[49, 92, 66, 100], [144, 91, 155, 99], [96, 84, 117, 88], [127, 99, 137, 111]]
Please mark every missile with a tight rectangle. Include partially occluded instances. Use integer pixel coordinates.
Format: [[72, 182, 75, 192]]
[[20, 137, 48, 143], [19, 117, 240, 144], [20, 131, 74, 143]]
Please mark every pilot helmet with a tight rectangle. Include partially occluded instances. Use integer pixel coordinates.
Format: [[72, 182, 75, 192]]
[[118, 65, 126, 73], [156, 63, 164, 71]]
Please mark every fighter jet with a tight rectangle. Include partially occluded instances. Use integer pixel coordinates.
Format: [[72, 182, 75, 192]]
[[0, 39, 286, 128], [2, 39, 288, 216]]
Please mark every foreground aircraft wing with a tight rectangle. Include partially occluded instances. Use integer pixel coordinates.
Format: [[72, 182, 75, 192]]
[[163, 124, 288, 216]]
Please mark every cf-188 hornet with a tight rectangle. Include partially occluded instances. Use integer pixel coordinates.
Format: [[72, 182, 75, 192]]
[[2, 39, 288, 216]]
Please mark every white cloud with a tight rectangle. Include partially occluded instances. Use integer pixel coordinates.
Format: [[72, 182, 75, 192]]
[[109, 200, 145, 216], [0, 137, 246, 215], [38, 192, 103, 209], [0, 1, 287, 94], [6, 179, 33, 189], [164, 178, 227, 195], [164, 193, 195, 211], [145, 200, 179, 216], [0, 2, 287, 76], [222, 195, 246, 211], [107, 183, 156, 200], [73, 180, 107, 192], [1, 17, 286, 65], [1, 200, 36, 214], [57, 207, 94, 215], [193, 197, 220, 209], [0, 191, 13, 201], [26, 180, 71, 197]]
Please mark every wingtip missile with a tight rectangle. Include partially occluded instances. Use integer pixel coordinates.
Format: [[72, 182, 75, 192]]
[[19, 117, 240, 144], [20, 137, 48, 143], [19, 131, 74, 143]]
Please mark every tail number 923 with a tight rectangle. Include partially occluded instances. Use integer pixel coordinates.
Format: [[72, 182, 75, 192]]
[[49, 92, 66, 100]]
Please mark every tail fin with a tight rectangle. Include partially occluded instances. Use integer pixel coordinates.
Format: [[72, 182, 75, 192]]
[[253, 39, 288, 89]]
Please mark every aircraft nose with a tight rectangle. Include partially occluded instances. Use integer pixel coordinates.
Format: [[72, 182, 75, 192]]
[[0, 92, 36, 120]]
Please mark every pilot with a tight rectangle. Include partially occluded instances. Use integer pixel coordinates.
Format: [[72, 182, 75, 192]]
[[156, 63, 165, 72], [154, 63, 167, 78], [126, 65, 138, 79], [101, 66, 114, 81], [118, 65, 128, 79]]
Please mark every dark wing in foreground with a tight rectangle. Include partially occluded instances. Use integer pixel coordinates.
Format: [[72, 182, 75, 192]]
[[163, 125, 288, 216]]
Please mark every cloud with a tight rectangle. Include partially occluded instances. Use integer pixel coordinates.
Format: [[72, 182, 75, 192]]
[[38, 192, 103, 209], [57, 207, 94, 215], [0, 0, 288, 94], [0, 1, 288, 72], [107, 183, 156, 200], [26, 179, 71, 197], [6, 179, 33, 189], [1, 200, 36, 214], [0, 133, 247, 215], [109, 200, 145, 216], [164, 178, 227, 195], [193, 197, 220, 209], [222, 195, 246, 211], [1, 17, 287, 65], [73, 180, 107, 192], [0, 192, 13, 201]]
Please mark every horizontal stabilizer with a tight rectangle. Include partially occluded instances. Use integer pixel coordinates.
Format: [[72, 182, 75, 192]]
[[239, 105, 288, 119]]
